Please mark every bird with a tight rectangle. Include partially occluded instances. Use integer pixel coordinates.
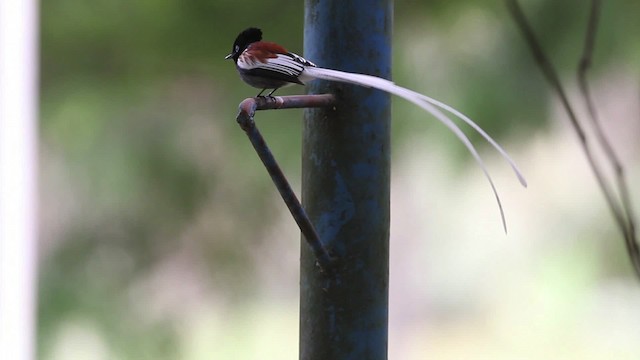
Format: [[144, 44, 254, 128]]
[[226, 27, 527, 232]]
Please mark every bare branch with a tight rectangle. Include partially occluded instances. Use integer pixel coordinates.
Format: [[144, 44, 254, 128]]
[[577, 0, 640, 275], [506, 0, 640, 279]]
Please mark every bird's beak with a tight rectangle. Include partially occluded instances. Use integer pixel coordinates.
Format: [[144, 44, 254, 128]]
[[224, 53, 233, 60]]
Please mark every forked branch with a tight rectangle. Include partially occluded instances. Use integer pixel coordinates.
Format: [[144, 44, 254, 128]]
[[506, 0, 640, 278]]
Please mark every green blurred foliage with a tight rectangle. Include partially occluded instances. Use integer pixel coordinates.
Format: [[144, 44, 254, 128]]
[[38, 0, 639, 358]]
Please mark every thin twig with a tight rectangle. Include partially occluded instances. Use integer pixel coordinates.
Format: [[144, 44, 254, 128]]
[[577, 0, 640, 274], [506, 0, 640, 278]]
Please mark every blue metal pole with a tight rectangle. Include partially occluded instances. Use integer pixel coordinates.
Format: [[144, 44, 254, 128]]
[[301, 1, 392, 359]]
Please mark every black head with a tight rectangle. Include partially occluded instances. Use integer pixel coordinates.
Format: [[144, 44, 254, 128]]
[[225, 27, 263, 62]]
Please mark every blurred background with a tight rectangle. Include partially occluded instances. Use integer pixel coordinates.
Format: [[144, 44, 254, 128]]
[[37, 0, 640, 359]]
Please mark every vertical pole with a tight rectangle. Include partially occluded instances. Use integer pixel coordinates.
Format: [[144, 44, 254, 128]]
[[0, 0, 39, 359], [300, 1, 392, 359]]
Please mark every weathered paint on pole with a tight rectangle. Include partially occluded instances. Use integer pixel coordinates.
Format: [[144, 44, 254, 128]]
[[301, 1, 392, 359]]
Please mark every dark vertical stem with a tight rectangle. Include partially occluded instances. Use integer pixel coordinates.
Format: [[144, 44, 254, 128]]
[[300, 1, 392, 359], [507, 0, 640, 278], [576, 0, 639, 275]]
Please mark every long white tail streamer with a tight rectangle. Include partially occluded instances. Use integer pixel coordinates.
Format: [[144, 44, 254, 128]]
[[302, 67, 527, 233]]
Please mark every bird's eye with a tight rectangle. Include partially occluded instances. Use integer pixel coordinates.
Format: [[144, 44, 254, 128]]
[[234, 45, 240, 53]]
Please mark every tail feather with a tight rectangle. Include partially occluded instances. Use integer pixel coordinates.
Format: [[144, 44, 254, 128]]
[[414, 94, 528, 188], [303, 66, 525, 233]]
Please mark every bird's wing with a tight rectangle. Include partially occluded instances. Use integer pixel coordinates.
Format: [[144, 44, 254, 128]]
[[238, 52, 310, 82]]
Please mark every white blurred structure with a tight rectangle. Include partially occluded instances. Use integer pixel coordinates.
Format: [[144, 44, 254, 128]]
[[0, 0, 39, 359]]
